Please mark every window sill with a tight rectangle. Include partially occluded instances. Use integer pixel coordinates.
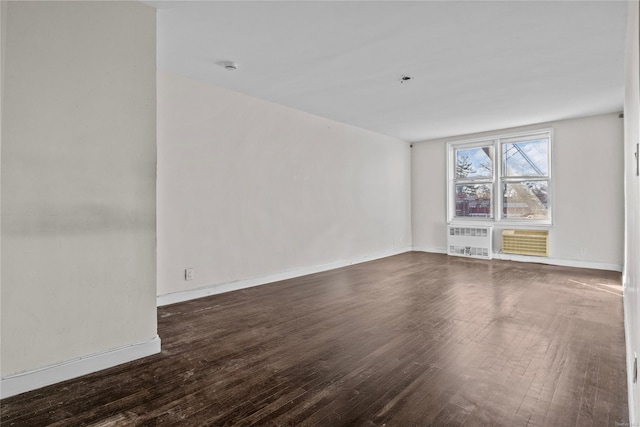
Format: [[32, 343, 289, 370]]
[[448, 219, 552, 228]]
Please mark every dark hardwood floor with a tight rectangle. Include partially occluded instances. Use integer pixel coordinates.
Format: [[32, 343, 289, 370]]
[[1, 252, 629, 426]]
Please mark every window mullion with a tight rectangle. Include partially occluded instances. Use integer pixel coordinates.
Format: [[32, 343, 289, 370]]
[[502, 176, 549, 183]]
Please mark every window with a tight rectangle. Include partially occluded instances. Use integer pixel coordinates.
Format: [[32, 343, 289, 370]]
[[448, 130, 551, 224], [453, 143, 494, 219]]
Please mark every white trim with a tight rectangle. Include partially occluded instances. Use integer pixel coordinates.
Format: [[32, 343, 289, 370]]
[[493, 252, 622, 272], [445, 127, 554, 148], [157, 247, 413, 307], [446, 221, 552, 229], [1, 336, 161, 399], [411, 246, 622, 272], [624, 287, 638, 426], [411, 246, 447, 254]]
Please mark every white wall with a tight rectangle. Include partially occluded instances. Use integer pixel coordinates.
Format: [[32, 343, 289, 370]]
[[1, 1, 158, 396], [412, 113, 624, 270], [624, 0, 640, 424], [0, 0, 7, 379], [157, 71, 412, 300]]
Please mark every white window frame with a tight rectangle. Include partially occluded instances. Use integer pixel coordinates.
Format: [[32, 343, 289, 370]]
[[447, 128, 553, 226]]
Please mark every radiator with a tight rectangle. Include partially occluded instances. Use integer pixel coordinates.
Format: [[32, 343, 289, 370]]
[[502, 229, 549, 257], [447, 226, 493, 260]]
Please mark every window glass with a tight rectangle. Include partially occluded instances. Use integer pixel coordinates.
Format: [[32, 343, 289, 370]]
[[502, 138, 548, 177], [455, 146, 493, 179], [502, 181, 549, 220], [455, 184, 492, 218]]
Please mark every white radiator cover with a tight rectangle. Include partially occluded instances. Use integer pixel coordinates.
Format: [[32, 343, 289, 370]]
[[447, 226, 493, 260]]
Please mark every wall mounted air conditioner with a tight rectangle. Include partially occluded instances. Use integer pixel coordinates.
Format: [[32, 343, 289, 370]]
[[447, 226, 493, 260], [502, 229, 549, 257]]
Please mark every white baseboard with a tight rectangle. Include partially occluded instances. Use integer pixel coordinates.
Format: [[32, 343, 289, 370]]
[[412, 246, 622, 272], [157, 247, 413, 306], [1, 335, 161, 399], [492, 252, 623, 272], [411, 246, 447, 254], [158, 246, 621, 308], [623, 288, 637, 426]]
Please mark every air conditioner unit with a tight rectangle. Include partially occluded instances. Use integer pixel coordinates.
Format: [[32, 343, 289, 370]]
[[447, 226, 493, 260], [502, 229, 549, 257]]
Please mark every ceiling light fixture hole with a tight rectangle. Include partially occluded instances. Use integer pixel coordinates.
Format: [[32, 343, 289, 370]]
[[223, 61, 238, 71]]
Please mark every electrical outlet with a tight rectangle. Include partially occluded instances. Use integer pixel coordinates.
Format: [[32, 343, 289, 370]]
[[580, 247, 587, 255], [185, 268, 194, 281]]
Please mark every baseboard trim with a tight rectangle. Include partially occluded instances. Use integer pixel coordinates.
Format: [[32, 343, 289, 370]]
[[623, 285, 637, 426], [1, 335, 161, 399], [411, 246, 447, 254], [492, 252, 623, 272], [411, 247, 622, 272], [158, 247, 620, 308], [157, 247, 413, 307]]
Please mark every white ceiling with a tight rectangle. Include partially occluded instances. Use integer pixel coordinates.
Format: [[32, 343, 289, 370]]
[[151, 1, 628, 142]]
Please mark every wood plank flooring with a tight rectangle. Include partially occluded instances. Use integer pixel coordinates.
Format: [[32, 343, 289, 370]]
[[1, 252, 629, 426]]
